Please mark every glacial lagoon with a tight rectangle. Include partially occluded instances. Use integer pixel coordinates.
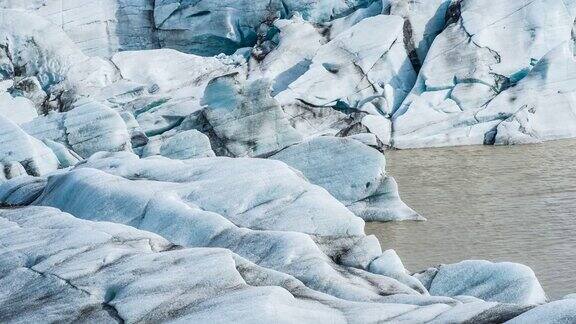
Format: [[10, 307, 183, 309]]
[[367, 140, 576, 300]]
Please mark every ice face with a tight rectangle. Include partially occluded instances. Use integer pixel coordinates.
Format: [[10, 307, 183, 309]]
[[392, 0, 576, 148]]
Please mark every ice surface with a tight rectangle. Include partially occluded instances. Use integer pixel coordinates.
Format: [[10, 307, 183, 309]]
[[142, 129, 215, 159], [427, 260, 547, 305], [392, 0, 576, 148], [0, 0, 574, 321], [0, 163, 545, 322], [506, 299, 576, 324], [277, 14, 416, 115], [201, 75, 302, 157], [0, 115, 59, 181], [271, 136, 422, 221], [22, 99, 131, 158], [2, 206, 539, 323], [485, 43, 576, 144]]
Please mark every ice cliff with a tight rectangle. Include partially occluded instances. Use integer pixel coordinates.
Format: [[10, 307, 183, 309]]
[[1, 0, 575, 322], [4, 0, 576, 149]]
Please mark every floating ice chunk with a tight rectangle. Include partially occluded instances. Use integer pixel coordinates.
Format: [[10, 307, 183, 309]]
[[347, 176, 424, 221]]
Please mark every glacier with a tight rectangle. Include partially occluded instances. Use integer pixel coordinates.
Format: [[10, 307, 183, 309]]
[[0, 0, 575, 322]]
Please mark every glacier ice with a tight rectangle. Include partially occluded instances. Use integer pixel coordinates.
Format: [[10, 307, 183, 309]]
[[0, 115, 59, 180], [276, 14, 416, 115], [425, 260, 547, 305], [0, 205, 538, 323], [201, 75, 303, 157], [0, 206, 347, 323], [484, 42, 576, 144], [0, 0, 575, 321], [0, 159, 547, 322], [271, 136, 422, 221], [5, 0, 576, 150], [21, 99, 132, 158], [0, 9, 119, 99], [141, 129, 215, 159], [392, 0, 576, 148], [505, 299, 576, 324]]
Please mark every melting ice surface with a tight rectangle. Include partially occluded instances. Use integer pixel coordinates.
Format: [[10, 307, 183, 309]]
[[367, 139, 576, 299]]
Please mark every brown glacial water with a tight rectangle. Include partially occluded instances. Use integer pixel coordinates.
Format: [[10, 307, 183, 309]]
[[366, 140, 576, 300]]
